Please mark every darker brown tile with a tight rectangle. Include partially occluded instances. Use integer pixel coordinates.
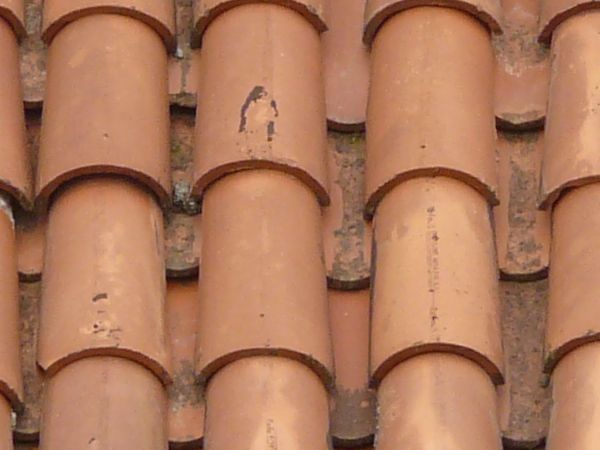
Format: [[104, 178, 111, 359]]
[[167, 280, 204, 449], [498, 280, 550, 449], [323, 133, 370, 289], [329, 289, 375, 447], [15, 281, 42, 441], [495, 132, 550, 280]]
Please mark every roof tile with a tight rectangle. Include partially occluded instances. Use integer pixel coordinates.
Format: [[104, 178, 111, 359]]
[[365, 7, 498, 217], [494, 132, 550, 280], [204, 356, 330, 450], [539, 12, 600, 209], [363, 0, 502, 46], [15, 211, 45, 282], [192, 3, 329, 206], [167, 280, 204, 449], [195, 170, 333, 387], [539, 0, 600, 42], [376, 353, 503, 449], [39, 357, 167, 450], [41, 0, 176, 49], [322, 0, 369, 130], [371, 177, 504, 386], [0, 16, 32, 209], [0, 394, 14, 449], [192, 0, 327, 46], [37, 14, 171, 209], [545, 182, 600, 373], [0, 0, 26, 38], [329, 289, 375, 447], [37, 178, 171, 384], [0, 197, 24, 410]]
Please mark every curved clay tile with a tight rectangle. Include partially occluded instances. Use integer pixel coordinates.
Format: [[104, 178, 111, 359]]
[[329, 289, 375, 447], [42, 0, 175, 49], [0, 17, 32, 210], [37, 14, 170, 209], [545, 183, 600, 373], [371, 177, 503, 386], [0, 395, 12, 449], [0, 0, 25, 38], [166, 280, 204, 449], [364, 7, 498, 217], [540, 13, 600, 210], [16, 211, 45, 282], [377, 353, 503, 450], [322, 0, 369, 130], [546, 342, 600, 450], [539, 0, 600, 42], [193, 0, 326, 45], [193, 3, 329, 206], [39, 357, 167, 450], [204, 356, 330, 450], [0, 195, 23, 410], [363, 0, 502, 46], [196, 171, 333, 387], [37, 178, 171, 384]]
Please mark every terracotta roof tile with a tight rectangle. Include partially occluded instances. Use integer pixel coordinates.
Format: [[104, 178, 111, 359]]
[[166, 279, 204, 449], [165, 212, 200, 278], [0, 196, 24, 410], [329, 289, 375, 446], [538, 0, 600, 42], [15, 211, 44, 282], [0, 15, 32, 209], [204, 356, 330, 450], [376, 353, 503, 449], [322, 0, 369, 130], [545, 342, 600, 450], [39, 357, 167, 450], [15, 281, 42, 441], [539, 12, 600, 210], [363, 0, 503, 47], [0, 394, 15, 450], [545, 183, 600, 373], [192, 2, 329, 206], [493, 0, 549, 129], [37, 13, 171, 209], [0, 0, 26, 38], [323, 133, 371, 289], [195, 170, 333, 387], [37, 178, 171, 384], [371, 177, 504, 386], [365, 6, 498, 217], [41, 0, 176, 49], [494, 132, 550, 280]]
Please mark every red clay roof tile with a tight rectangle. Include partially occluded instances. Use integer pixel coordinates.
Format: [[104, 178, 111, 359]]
[[539, 12, 600, 210], [192, 3, 329, 206], [192, 0, 327, 46], [195, 170, 333, 387], [545, 342, 600, 450], [0, 394, 15, 449], [329, 289, 375, 447], [37, 14, 171, 209], [41, 0, 176, 49], [39, 357, 167, 450], [15, 211, 44, 282], [37, 178, 171, 384], [0, 0, 26, 38], [494, 132, 550, 280], [371, 177, 504, 386], [322, 0, 369, 131], [323, 133, 371, 289], [167, 279, 204, 449], [365, 7, 498, 217], [376, 353, 503, 450], [0, 197, 24, 410], [363, 0, 502, 46], [204, 356, 330, 450], [545, 182, 600, 373], [539, 0, 600, 42], [0, 17, 32, 209]]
